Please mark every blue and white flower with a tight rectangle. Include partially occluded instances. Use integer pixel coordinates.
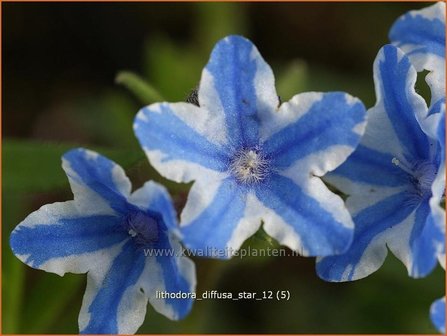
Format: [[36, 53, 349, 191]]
[[431, 297, 446, 334], [317, 45, 445, 282], [389, 2, 446, 105], [134, 35, 367, 258], [10, 149, 196, 334]]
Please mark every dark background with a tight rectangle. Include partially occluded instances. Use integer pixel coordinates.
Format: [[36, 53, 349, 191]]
[[3, 2, 444, 334]]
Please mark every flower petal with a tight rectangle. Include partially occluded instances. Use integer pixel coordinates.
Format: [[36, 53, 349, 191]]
[[257, 173, 353, 256], [431, 297, 446, 334], [326, 144, 409, 190], [389, 2, 445, 71], [134, 102, 231, 183], [422, 98, 446, 140], [62, 148, 132, 215], [316, 191, 416, 282], [79, 240, 146, 334], [180, 178, 261, 258], [408, 200, 445, 277], [80, 234, 195, 334], [146, 234, 196, 320], [129, 181, 178, 231], [372, 45, 430, 161], [426, 65, 446, 106], [9, 201, 127, 276], [262, 92, 366, 174], [199, 35, 279, 149]]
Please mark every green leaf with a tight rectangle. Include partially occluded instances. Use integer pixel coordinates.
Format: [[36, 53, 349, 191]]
[[194, 2, 248, 54], [73, 90, 140, 149], [3, 139, 144, 192], [115, 71, 164, 105], [276, 60, 308, 101], [143, 35, 204, 101], [20, 273, 83, 333], [2, 192, 27, 334]]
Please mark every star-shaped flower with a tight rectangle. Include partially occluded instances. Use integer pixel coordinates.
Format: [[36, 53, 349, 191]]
[[134, 35, 367, 258], [10, 149, 196, 334], [317, 45, 445, 281], [389, 2, 445, 104]]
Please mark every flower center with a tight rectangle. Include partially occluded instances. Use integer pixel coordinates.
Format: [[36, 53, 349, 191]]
[[122, 211, 159, 247], [392, 157, 437, 199], [230, 148, 270, 184]]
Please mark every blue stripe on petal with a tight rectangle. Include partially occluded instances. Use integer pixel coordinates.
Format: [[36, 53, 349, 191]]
[[63, 149, 131, 214], [264, 92, 365, 170], [377, 45, 431, 161], [331, 145, 408, 187], [409, 199, 444, 277], [180, 178, 247, 258], [82, 240, 146, 334], [10, 213, 127, 268], [257, 174, 353, 256], [431, 297, 446, 334], [135, 103, 230, 173], [154, 237, 194, 319], [202, 35, 264, 148], [389, 9, 445, 58], [316, 191, 414, 281]]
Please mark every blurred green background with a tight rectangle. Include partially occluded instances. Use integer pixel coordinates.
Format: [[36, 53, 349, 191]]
[[2, 2, 444, 334]]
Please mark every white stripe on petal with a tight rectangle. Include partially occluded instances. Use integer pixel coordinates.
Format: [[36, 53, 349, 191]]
[[226, 192, 263, 252], [198, 70, 230, 146], [282, 145, 354, 177], [179, 172, 228, 226], [255, 195, 306, 255], [145, 149, 228, 185]]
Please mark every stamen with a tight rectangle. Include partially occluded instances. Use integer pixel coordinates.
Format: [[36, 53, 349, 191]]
[[392, 156, 437, 199], [391, 157, 414, 175], [230, 148, 270, 184]]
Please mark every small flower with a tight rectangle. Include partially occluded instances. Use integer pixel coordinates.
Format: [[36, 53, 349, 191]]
[[134, 35, 367, 258], [431, 297, 446, 334], [389, 2, 446, 104], [317, 45, 445, 281], [10, 149, 195, 334]]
